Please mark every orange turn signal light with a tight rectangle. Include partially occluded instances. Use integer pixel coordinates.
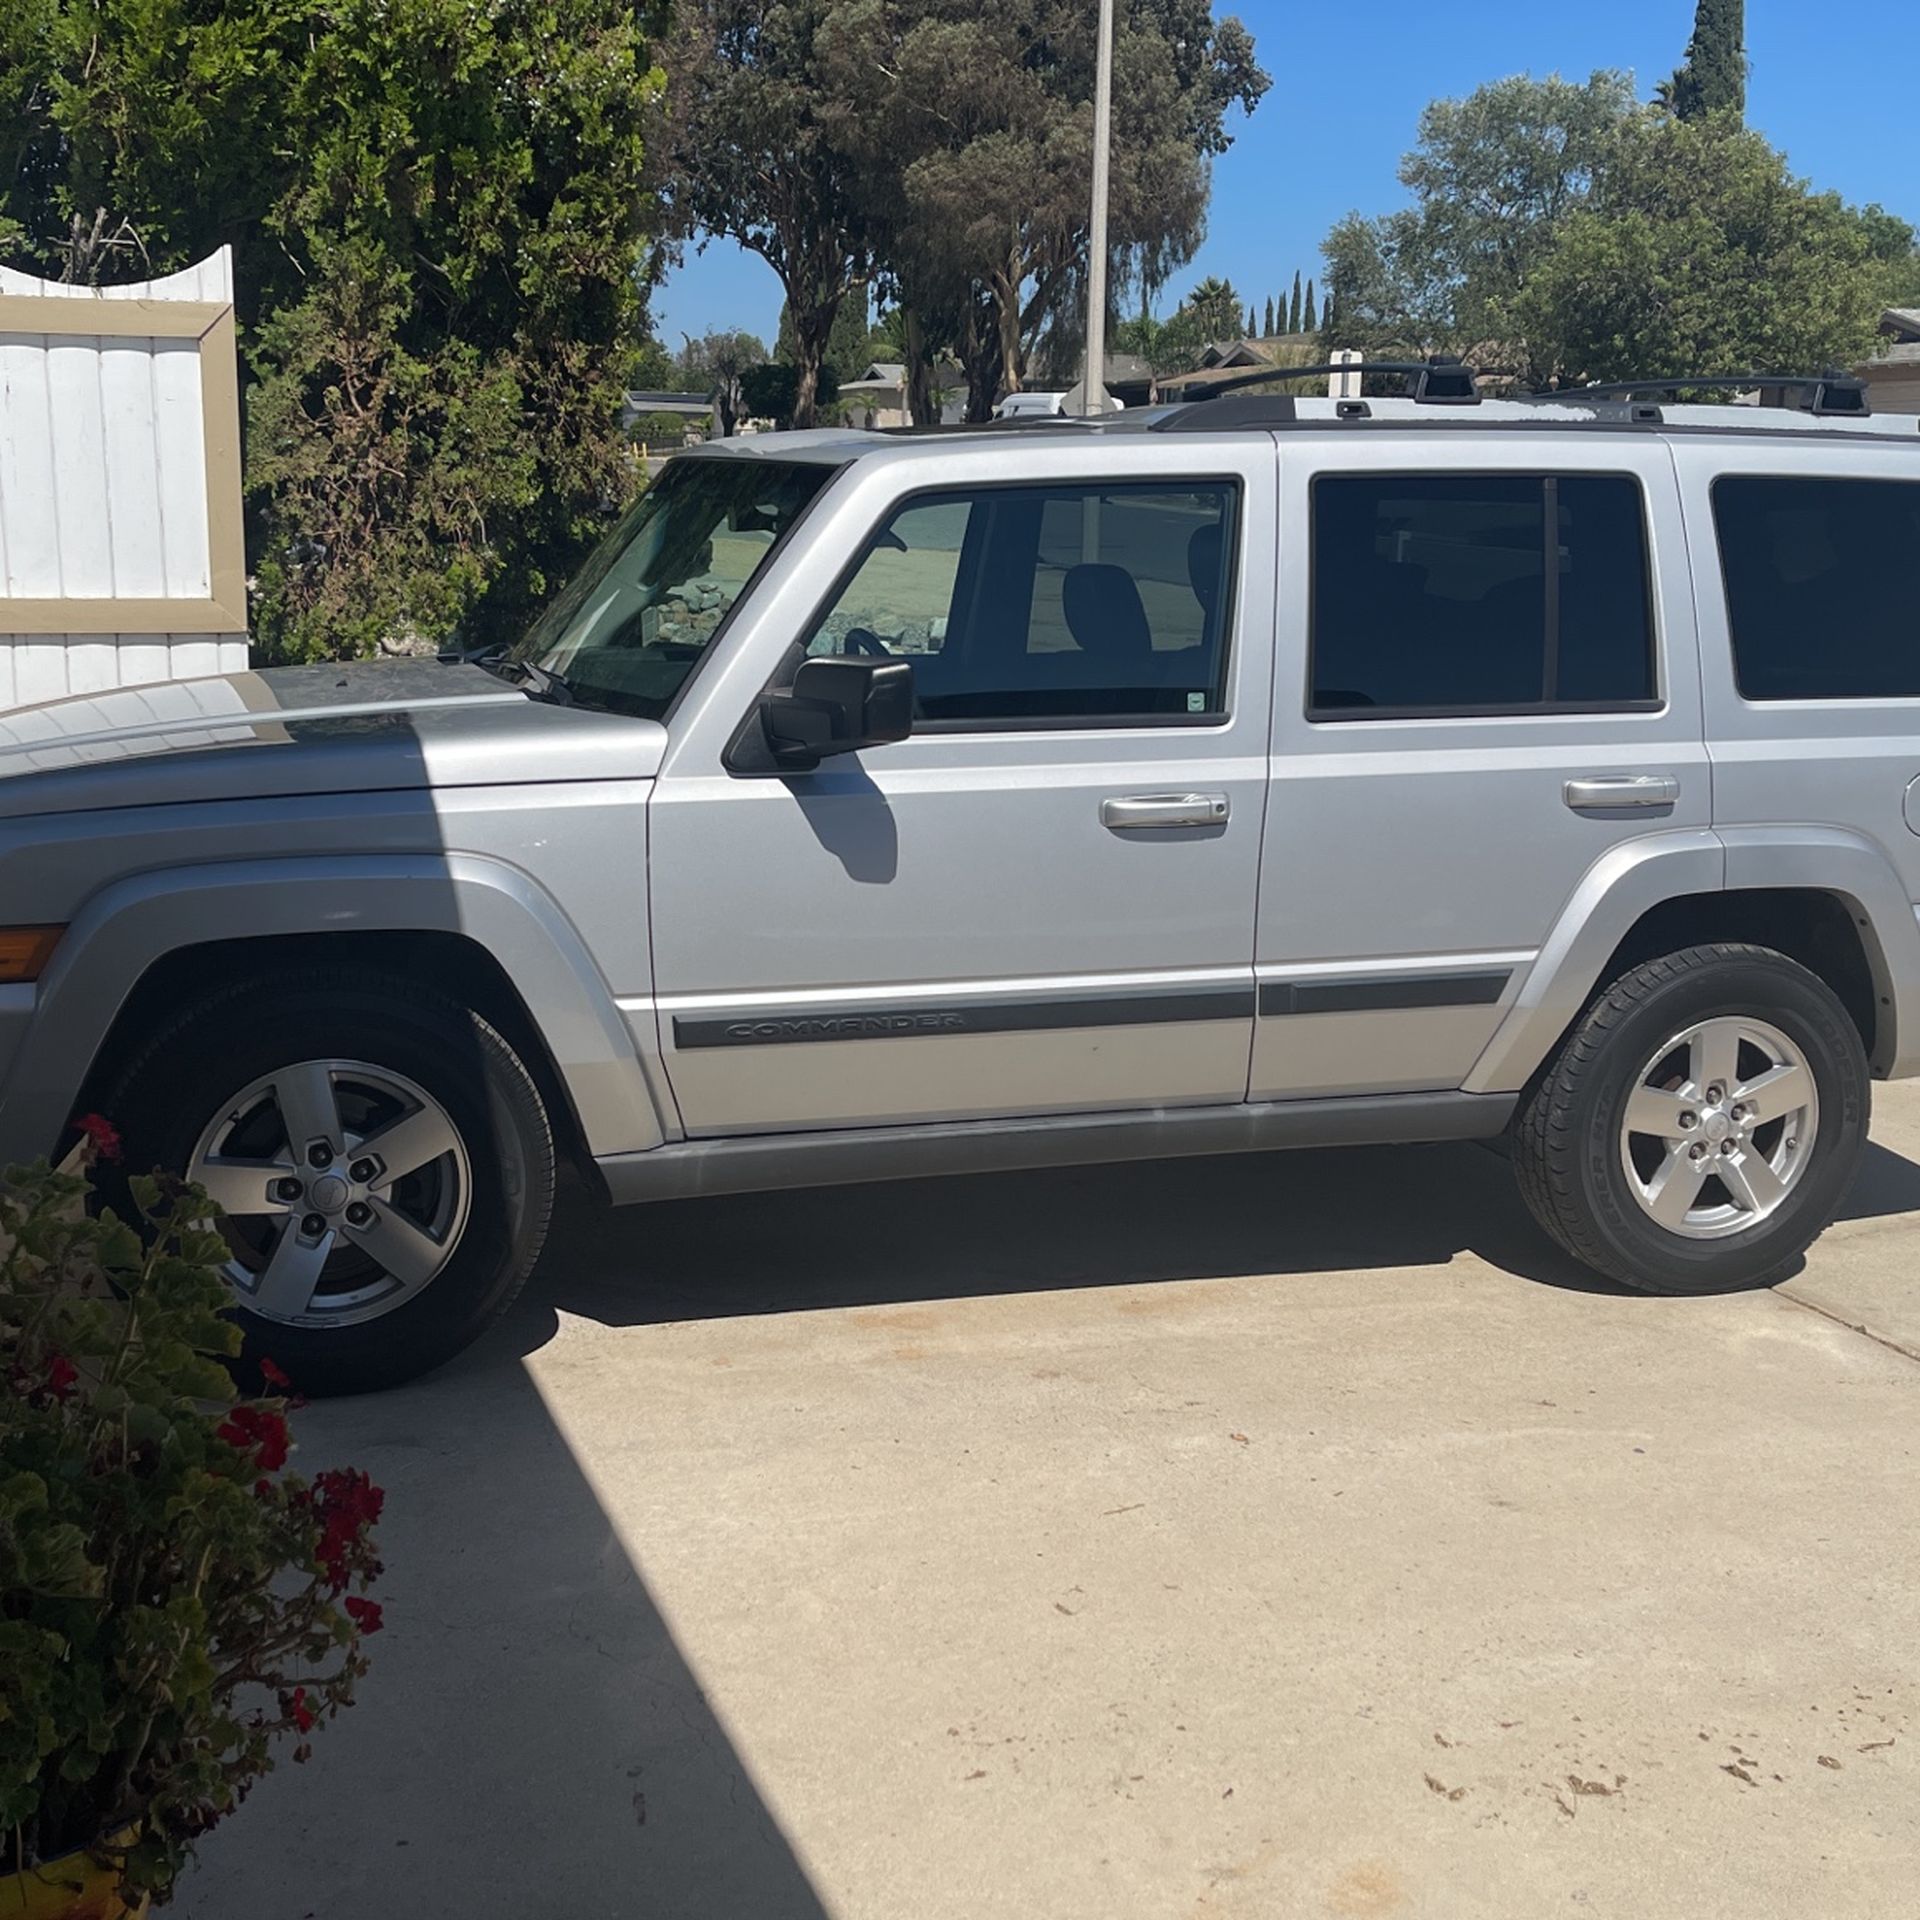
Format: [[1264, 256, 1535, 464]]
[[0, 926, 64, 984]]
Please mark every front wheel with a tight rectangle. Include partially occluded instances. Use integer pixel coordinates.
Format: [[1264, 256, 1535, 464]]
[[1511, 943, 1869, 1294], [104, 969, 556, 1395]]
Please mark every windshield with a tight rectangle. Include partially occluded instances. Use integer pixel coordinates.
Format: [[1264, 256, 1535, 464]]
[[511, 456, 835, 718]]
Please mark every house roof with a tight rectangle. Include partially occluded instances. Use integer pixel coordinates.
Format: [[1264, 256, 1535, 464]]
[[624, 389, 712, 412], [850, 358, 967, 388], [1881, 309, 1920, 343], [1199, 339, 1273, 369]]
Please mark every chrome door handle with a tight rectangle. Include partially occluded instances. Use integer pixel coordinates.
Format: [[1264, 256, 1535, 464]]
[[1563, 774, 1680, 813], [1100, 792, 1231, 831]]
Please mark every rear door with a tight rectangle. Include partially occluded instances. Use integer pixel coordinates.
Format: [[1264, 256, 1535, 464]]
[[647, 438, 1278, 1135], [1252, 431, 1710, 1099]]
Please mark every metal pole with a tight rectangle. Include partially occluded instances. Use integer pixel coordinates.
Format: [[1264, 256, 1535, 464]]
[[1082, 0, 1114, 416]]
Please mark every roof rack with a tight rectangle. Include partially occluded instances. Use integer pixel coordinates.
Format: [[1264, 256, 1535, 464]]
[[1531, 370, 1871, 417], [1173, 353, 1484, 407]]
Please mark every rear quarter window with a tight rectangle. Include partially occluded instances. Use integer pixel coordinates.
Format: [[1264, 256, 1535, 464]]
[[1713, 475, 1920, 700]]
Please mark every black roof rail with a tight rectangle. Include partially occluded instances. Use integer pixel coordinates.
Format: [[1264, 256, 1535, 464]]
[[1532, 370, 1871, 418], [1160, 353, 1482, 412]]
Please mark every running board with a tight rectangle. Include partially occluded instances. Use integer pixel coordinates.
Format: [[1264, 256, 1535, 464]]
[[595, 1090, 1517, 1206]]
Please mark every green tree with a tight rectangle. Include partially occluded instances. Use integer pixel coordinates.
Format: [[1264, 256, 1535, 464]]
[[1303, 277, 1317, 332], [1288, 268, 1302, 333], [1321, 70, 1637, 368], [1183, 273, 1242, 340], [778, 290, 881, 384], [4, 0, 662, 662], [740, 359, 841, 426], [814, 0, 1267, 418], [1513, 116, 1918, 385], [663, 0, 876, 430], [680, 329, 769, 435], [1670, 0, 1745, 123], [1263, 293, 1275, 336]]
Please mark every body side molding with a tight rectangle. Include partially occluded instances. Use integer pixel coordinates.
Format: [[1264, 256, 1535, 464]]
[[595, 1089, 1517, 1204]]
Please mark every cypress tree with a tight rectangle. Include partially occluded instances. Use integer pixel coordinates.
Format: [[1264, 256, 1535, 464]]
[[1263, 293, 1275, 336], [1671, 0, 1745, 121], [1303, 278, 1317, 332], [1289, 269, 1303, 333], [1246, 302, 1258, 337]]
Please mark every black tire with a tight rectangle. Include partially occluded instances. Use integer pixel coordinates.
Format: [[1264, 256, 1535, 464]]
[[103, 968, 555, 1395], [1511, 943, 1869, 1294]]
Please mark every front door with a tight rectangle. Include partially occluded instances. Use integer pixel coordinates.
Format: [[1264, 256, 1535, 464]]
[[1252, 436, 1710, 1099], [647, 445, 1277, 1136]]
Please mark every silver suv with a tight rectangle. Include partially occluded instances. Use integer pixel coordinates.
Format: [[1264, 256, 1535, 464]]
[[3, 369, 1918, 1393]]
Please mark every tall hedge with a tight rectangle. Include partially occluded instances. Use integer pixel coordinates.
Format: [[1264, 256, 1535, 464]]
[[2, 0, 663, 660]]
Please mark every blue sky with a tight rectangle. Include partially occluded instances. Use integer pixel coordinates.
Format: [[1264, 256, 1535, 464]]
[[652, 0, 1920, 348]]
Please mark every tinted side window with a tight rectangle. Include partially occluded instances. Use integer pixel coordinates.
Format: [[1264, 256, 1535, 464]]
[[1310, 474, 1655, 716], [805, 483, 1238, 723], [1714, 476, 1920, 700]]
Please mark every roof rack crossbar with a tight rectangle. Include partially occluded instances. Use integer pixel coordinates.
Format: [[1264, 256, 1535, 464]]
[[1532, 371, 1871, 417], [1170, 353, 1482, 406]]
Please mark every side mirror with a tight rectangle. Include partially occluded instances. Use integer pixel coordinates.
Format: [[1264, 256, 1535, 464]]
[[758, 656, 913, 770]]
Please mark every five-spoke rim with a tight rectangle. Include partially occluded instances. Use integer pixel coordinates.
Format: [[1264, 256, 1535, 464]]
[[1618, 1015, 1818, 1240], [188, 1060, 471, 1327]]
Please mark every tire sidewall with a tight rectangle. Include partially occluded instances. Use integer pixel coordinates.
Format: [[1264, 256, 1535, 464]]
[[1564, 955, 1866, 1288], [110, 979, 552, 1394]]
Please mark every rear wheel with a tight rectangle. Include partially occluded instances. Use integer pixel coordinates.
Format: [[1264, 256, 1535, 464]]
[[105, 969, 555, 1394], [1511, 943, 1868, 1294]]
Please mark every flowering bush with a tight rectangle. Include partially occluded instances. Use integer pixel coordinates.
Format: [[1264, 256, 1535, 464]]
[[0, 1134, 385, 1903]]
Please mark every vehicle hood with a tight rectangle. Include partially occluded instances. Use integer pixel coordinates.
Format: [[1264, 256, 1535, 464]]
[[0, 660, 668, 819]]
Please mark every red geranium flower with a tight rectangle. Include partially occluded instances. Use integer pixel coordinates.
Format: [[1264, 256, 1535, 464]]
[[258, 1358, 293, 1391], [342, 1595, 384, 1635], [284, 1686, 316, 1733], [74, 1113, 121, 1162], [217, 1404, 291, 1473], [310, 1468, 385, 1589], [43, 1354, 78, 1402]]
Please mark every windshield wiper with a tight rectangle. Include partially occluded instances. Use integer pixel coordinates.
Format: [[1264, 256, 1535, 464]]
[[455, 645, 575, 705]]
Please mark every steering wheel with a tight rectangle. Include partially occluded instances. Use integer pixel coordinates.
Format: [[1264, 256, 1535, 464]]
[[841, 626, 891, 658]]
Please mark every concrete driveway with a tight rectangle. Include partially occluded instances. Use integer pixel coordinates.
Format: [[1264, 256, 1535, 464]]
[[181, 1086, 1920, 1920]]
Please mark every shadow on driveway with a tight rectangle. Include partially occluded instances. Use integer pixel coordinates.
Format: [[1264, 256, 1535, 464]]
[[184, 1131, 1920, 1919], [181, 1339, 831, 1920], [521, 1131, 1920, 1338]]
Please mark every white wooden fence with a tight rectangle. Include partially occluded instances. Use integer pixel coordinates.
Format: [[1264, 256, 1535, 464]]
[[0, 247, 248, 709]]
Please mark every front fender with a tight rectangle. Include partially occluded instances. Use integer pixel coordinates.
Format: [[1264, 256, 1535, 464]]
[[0, 853, 667, 1163]]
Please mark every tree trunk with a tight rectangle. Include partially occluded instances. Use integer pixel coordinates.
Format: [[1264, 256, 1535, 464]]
[[989, 264, 1023, 403], [903, 309, 938, 426], [958, 300, 1001, 423], [790, 357, 819, 431], [787, 290, 842, 431]]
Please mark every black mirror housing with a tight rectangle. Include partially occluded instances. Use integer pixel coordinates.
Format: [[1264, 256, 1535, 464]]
[[758, 656, 913, 770]]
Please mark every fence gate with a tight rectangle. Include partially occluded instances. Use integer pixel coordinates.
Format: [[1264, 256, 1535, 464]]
[[0, 246, 247, 710]]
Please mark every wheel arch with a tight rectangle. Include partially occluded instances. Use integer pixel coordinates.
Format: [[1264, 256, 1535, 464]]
[[1465, 827, 1920, 1094], [0, 855, 669, 1168]]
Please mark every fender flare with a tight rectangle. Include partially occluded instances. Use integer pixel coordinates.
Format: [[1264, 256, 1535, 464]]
[[1463, 825, 1920, 1093], [0, 853, 668, 1163], [1716, 825, 1919, 1077]]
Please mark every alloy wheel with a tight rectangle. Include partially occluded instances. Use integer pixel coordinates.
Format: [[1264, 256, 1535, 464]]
[[1618, 1015, 1818, 1240], [187, 1059, 472, 1326]]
